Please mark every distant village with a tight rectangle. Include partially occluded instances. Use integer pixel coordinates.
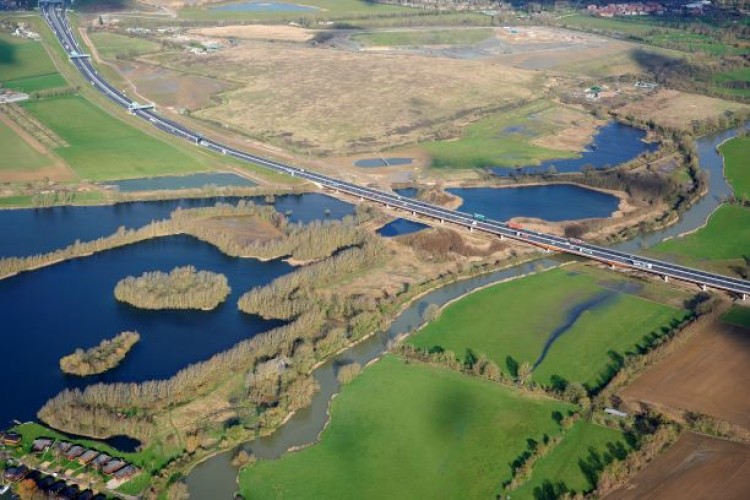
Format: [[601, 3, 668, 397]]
[[586, 0, 713, 17]]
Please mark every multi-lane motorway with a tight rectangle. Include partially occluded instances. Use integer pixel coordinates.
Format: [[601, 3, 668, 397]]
[[41, 2, 750, 298]]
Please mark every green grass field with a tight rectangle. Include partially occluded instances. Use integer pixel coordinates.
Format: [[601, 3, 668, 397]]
[[714, 67, 750, 99], [239, 355, 572, 499], [423, 101, 578, 169], [22, 95, 214, 180], [3, 73, 68, 92], [0, 32, 59, 82], [409, 267, 688, 388], [352, 28, 493, 47], [652, 205, 750, 271], [0, 120, 55, 172], [556, 14, 741, 55], [719, 136, 750, 200], [179, 0, 411, 21], [722, 305, 750, 329], [512, 421, 629, 499], [88, 32, 162, 61]]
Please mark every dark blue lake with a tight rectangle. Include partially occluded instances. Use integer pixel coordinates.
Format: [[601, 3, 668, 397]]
[[0, 193, 354, 258], [103, 173, 255, 192], [492, 122, 658, 176], [395, 184, 618, 222], [0, 234, 292, 427], [377, 218, 428, 237], [355, 157, 414, 168], [210, 1, 319, 12], [446, 185, 619, 222]]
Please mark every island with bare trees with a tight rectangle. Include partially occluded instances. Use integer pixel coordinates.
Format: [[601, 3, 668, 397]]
[[114, 266, 231, 311], [59, 331, 141, 377]]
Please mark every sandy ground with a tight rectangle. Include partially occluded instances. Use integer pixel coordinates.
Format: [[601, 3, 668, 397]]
[[622, 318, 750, 430], [189, 24, 316, 42], [0, 112, 74, 183], [607, 433, 750, 500], [615, 89, 750, 132]]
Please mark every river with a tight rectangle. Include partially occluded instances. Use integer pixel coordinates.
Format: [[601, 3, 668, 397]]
[[185, 124, 746, 498]]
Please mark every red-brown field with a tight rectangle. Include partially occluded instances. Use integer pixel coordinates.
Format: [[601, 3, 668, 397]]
[[622, 319, 750, 429], [607, 432, 750, 499]]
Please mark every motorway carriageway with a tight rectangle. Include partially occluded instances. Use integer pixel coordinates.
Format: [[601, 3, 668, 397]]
[[40, 2, 750, 297]]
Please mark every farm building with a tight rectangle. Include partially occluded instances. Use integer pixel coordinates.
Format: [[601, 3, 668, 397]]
[[2, 465, 28, 481], [31, 438, 53, 453], [112, 465, 139, 481], [63, 445, 85, 460], [0, 432, 21, 446], [53, 441, 73, 456], [77, 449, 99, 465], [102, 459, 126, 474], [91, 453, 112, 469]]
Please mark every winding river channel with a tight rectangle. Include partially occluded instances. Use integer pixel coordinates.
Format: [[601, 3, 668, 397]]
[[184, 125, 746, 498]]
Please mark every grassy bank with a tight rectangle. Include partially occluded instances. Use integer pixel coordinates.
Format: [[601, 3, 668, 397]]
[[512, 421, 629, 499], [651, 204, 750, 274], [239, 355, 572, 499], [409, 266, 688, 388], [23, 94, 213, 180], [722, 305, 750, 329], [719, 136, 750, 200]]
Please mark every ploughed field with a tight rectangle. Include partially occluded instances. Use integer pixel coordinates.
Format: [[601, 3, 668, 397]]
[[239, 355, 573, 499], [607, 432, 750, 500], [409, 265, 690, 390], [622, 308, 750, 430]]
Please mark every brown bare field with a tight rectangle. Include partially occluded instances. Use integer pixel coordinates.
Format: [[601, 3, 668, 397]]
[[189, 24, 316, 42], [150, 43, 536, 155], [615, 89, 750, 131], [116, 60, 233, 111], [622, 319, 750, 430], [607, 432, 750, 500]]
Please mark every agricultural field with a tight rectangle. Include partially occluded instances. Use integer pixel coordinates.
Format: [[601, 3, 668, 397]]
[[608, 433, 750, 499], [423, 100, 598, 169], [2, 73, 68, 93], [723, 305, 750, 329], [511, 421, 630, 499], [555, 14, 741, 55], [352, 28, 494, 47], [88, 32, 162, 61], [22, 95, 215, 180], [177, 0, 412, 22], [409, 266, 689, 389], [651, 204, 750, 276], [719, 136, 750, 200], [0, 32, 58, 82], [714, 67, 750, 99], [239, 355, 572, 500], [622, 316, 750, 430], [0, 119, 57, 176]]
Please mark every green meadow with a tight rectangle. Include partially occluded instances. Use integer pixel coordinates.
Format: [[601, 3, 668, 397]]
[[0, 120, 55, 172], [353, 28, 494, 47], [240, 355, 572, 500], [409, 267, 688, 388], [719, 136, 750, 200]]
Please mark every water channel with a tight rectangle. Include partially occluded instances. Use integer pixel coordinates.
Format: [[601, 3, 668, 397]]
[[185, 124, 746, 498]]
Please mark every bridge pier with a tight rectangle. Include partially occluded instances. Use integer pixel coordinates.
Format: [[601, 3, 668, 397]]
[[469, 226, 473, 232], [700, 283, 707, 292], [741, 293, 747, 301], [499, 234, 505, 240], [412, 211, 416, 216], [663, 275, 669, 283], [610, 263, 615, 270], [440, 219, 444, 224]]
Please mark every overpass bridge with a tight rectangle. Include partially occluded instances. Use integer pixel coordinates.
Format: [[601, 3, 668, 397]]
[[41, 3, 750, 300]]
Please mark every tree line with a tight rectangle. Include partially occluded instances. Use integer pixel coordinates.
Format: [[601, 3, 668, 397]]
[[114, 266, 231, 311]]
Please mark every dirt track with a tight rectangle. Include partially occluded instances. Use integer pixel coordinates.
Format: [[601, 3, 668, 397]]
[[623, 319, 750, 429], [607, 432, 750, 499]]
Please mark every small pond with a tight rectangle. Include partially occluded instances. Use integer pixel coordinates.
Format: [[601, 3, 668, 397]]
[[210, 1, 319, 12], [492, 122, 659, 176], [377, 218, 428, 237], [103, 173, 256, 192], [355, 157, 414, 168]]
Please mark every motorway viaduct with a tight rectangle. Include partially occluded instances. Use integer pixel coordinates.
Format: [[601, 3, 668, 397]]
[[40, 2, 750, 299]]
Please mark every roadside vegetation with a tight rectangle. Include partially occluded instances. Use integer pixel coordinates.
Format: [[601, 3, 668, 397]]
[[239, 355, 573, 499], [59, 331, 140, 376], [114, 266, 231, 310], [722, 305, 750, 329]]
